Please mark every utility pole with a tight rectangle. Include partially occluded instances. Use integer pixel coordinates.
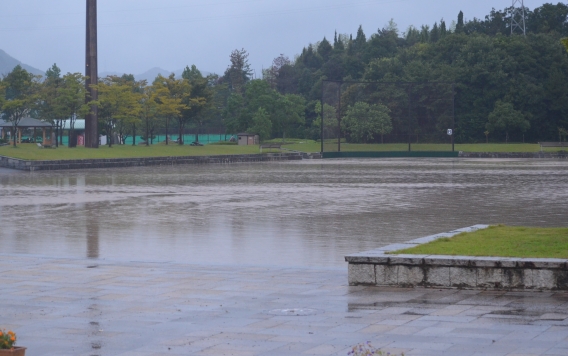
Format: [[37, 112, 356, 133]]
[[85, 0, 99, 148], [511, 0, 526, 35]]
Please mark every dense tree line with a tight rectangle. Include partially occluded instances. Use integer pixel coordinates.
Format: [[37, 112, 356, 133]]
[[221, 2, 568, 143], [2, 3, 568, 146], [0, 64, 218, 147]]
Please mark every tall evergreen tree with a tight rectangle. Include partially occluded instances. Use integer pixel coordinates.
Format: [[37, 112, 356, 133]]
[[318, 37, 333, 62], [353, 25, 367, 53], [456, 11, 465, 33], [440, 19, 448, 37], [431, 22, 440, 42]]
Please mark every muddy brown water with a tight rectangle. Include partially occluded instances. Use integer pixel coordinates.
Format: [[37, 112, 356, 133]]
[[0, 159, 567, 268]]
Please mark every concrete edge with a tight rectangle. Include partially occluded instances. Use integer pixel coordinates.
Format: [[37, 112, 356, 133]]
[[345, 225, 568, 290], [0, 152, 304, 171]]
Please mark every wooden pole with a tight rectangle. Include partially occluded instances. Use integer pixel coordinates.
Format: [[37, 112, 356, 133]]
[[85, 0, 99, 148]]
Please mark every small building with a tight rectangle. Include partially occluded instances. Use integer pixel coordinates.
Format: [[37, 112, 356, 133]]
[[0, 117, 54, 144], [237, 133, 259, 146], [62, 119, 86, 146]]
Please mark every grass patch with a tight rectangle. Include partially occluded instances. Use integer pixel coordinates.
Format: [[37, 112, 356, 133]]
[[392, 225, 568, 258], [1, 142, 564, 161], [285, 142, 565, 153], [0, 143, 262, 161]]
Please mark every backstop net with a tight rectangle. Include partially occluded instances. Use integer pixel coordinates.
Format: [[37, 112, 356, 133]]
[[321, 81, 455, 153]]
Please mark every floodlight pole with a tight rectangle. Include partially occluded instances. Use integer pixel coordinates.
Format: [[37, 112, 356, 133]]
[[452, 83, 455, 152], [85, 0, 99, 148], [408, 84, 412, 152], [337, 83, 341, 153], [320, 83, 324, 154]]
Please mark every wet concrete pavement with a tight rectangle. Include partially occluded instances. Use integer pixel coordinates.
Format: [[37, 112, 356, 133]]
[[2, 254, 568, 356]]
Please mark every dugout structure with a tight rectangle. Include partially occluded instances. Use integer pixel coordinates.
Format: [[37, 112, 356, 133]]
[[321, 81, 456, 156]]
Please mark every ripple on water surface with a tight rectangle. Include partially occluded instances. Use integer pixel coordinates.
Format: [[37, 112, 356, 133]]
[[0, 158, 567, 267]]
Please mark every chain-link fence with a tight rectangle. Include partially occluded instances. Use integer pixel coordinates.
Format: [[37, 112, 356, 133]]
[[321, 81, 455, 153]]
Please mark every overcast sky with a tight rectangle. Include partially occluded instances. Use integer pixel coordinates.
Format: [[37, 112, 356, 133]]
[[0, 0, 555, 76]]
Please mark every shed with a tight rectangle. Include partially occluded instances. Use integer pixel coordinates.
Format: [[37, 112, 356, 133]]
[[237, 133, 259, 146], [0, 117, 54, 144]]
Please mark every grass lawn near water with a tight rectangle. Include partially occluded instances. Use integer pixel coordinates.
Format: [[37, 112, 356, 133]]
[[0, 141, 564, 161], [285, 141, 563, 153], [0, 143, 266, 161], [392, 225, 568, 259]]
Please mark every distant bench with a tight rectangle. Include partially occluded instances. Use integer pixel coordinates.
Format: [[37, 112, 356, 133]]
[[539, 142, 568, 150], [259, 143, 282, 153]]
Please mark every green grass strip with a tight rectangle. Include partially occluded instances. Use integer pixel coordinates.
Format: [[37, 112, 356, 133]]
[[392, 225, 568, 259], [0, 143, 274, 161], [286, 142, 564, 153]]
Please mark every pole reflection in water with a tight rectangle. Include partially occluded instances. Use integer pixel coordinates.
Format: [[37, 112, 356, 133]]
[[86, 209, 99, 259]]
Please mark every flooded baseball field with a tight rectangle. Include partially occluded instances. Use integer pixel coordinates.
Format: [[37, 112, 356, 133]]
[[1, 159, 567, 268]]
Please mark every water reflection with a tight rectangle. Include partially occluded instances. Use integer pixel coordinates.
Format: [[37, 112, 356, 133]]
[[0, 159, 567, 268], [86, 209, 99, 259]]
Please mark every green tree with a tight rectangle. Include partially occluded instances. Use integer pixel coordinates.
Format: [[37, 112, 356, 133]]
[[486, 101, 530, 143], [92, 77, 141, 147], [181, 65, 214, 144], [140, 83, 159, 145], [58, 73, 90, 147], [317, 37, 333, 62], [223, 49, 253, 94], [247, 108, 272, 142], [456, 11, 465, 33], [153, 74, 189, 145], [1, 65, 38, 147], [36, 64, 65, 146], [343, 102, 392, 143], [313, 101, 337, 140], [562, 38, 568, 52], [273, 94, 305, 140]]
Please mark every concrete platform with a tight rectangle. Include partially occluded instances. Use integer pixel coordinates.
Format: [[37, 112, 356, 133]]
[[346, 225, 568, 290], [2, 254, 568, 355]]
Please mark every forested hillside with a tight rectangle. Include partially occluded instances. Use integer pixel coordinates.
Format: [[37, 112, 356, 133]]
[[222, 3, 568, 143], [2, 3, 568, 146]]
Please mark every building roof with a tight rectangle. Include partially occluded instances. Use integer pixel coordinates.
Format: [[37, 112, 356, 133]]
[[237, 133, 258, 136], [0, 117, 53, 128]]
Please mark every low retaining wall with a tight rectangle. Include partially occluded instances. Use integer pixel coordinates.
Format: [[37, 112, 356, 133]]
[[458, 152, 567, 159], [0, 153, 302, 171], [321, 151, 567, 159], [345, 225, 568, 291]]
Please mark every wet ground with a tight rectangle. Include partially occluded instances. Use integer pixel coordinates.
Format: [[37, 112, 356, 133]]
[[1, 159, 567, 267], [1, 158, 568, 355], [2, 255, 568, 356]]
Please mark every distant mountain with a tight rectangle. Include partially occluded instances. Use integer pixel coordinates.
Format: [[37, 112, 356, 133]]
[[0, 49, 44, 76], [135, 67, 174, 83]]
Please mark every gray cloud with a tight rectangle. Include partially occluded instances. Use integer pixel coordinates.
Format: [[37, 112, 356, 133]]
[[0, 0, 551, 76]]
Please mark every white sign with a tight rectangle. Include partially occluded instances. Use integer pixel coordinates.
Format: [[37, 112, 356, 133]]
[[447, 129, 453, 136]]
